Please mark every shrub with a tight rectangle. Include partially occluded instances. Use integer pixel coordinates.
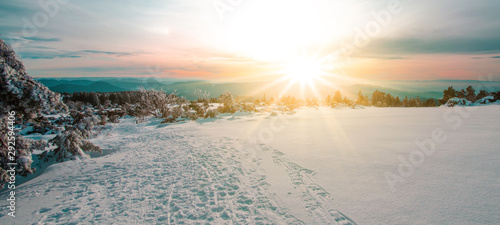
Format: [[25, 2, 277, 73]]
[[47, 129, 102, 162], [445, 97, 471, 107], [217, 91, 239, 113], [0, 115, 48, 188], [109, 115, 120, 123], [205, 109, 219, 118]]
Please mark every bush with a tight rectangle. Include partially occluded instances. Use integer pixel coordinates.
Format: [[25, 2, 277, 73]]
[[240, 102, 256, 112], [162, 106, 184, 123], [217, 91, 239, 113], [445, 97, 471, 107], [109, 115, 120, 123], [46, 129, 102, 162], [0, 115, 48, 188], [475, 96, 495, 104], [205, 109, 219, 118]]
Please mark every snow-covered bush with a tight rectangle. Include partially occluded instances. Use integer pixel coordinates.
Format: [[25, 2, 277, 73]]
[[278, 96, 301, 111], [218, 91, 239, 113], [133, 88, 189, 121], [0, 116, 48, 188], [205, 109, 219, 118], [445, 97, 472, 107], [183, 111, 199, 120], [475, 96, 495, 104], [28, 116, 58, 135], [69, 110, 100, 138], [194, 88, 210, 102], [109, 115, 120, 123], [98, 114, 107, 125], [240, 102, 256, 112], [46, 129, 102, 162], [162, 106, 184, 123], [188, 102, 207, 117]]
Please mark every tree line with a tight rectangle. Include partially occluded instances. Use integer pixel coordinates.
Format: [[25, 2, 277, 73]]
[[439, 86, 500, 104], [65, 85, 500, 111]]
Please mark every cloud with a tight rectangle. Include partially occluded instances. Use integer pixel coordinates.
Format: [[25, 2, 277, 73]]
[[490, 56, 500, 58], [381, 56, 407, 60], [19, 49, 134, 59], [19, 51, 81, 59], [81, 50, 132, 57], [48, 67, 140, 73], [359, 37, 500, 55], [23, 37, 61, 42]]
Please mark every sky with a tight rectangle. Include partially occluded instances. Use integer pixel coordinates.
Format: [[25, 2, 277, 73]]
[[1, 0, 500, 82]]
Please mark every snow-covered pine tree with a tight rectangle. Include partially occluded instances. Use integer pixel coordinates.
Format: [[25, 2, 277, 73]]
[[48, 129, 102, 162], [0, 39, 67, 121], [1, 39, 105, 180]]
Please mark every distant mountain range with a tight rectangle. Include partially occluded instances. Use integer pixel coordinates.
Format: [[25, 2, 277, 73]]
[[37, 77, 500, 100]]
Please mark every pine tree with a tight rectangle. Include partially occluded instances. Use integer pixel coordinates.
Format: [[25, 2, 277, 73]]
[[395, 96, 402, 107], [476, 90, 489, 101], [333, 91, 342, 103], [355, 91, 368, 106], [440, 87, 457, 105], [465, 86, 476, 102], [424, 98, 437, 107], [457, 89, 466, 98], [325, 95, 332, 106], [48, 129, 102, 162]]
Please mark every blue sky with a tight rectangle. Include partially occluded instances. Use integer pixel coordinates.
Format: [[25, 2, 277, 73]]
[[1, 0, 499, 81]]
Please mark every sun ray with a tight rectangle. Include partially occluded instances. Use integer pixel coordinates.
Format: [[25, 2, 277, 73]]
[[278, 79, 298, 99], [247, 76, 290, 98]]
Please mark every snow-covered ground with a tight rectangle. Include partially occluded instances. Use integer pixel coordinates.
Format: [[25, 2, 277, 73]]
[[1, 106, 499, 224]]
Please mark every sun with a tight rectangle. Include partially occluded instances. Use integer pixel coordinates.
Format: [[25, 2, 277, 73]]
[[282, 54, 327, 84], [225, 0, 360, 61]]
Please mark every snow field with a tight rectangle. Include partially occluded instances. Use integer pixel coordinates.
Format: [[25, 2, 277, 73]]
[[2, 106, 499, 224]]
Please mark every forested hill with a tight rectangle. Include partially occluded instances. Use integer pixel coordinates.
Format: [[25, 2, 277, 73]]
[[38, 77, 500, 101]]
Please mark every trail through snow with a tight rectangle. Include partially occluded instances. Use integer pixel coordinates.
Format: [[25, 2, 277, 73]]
[[1, 114, 355, 224]]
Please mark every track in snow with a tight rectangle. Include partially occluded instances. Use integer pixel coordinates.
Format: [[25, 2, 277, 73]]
[[1, 118, 355, 224]]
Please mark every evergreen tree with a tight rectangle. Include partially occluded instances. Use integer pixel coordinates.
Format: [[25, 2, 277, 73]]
[[423, 98, 437, 107], [48, 129, 102, 162], [325, 95, 332, 106], [333, 91, 342, 103], [493, 91, 500, 101], [476, 90, 489, 101], [356, 91, 367, 106], [403, 96, 409, 107], [372, 90, 385, 106], [465, 86, 476, 102], [456, 89, 466, 98], [440, 86, 457, 105], [395, 96, 402, 107]]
